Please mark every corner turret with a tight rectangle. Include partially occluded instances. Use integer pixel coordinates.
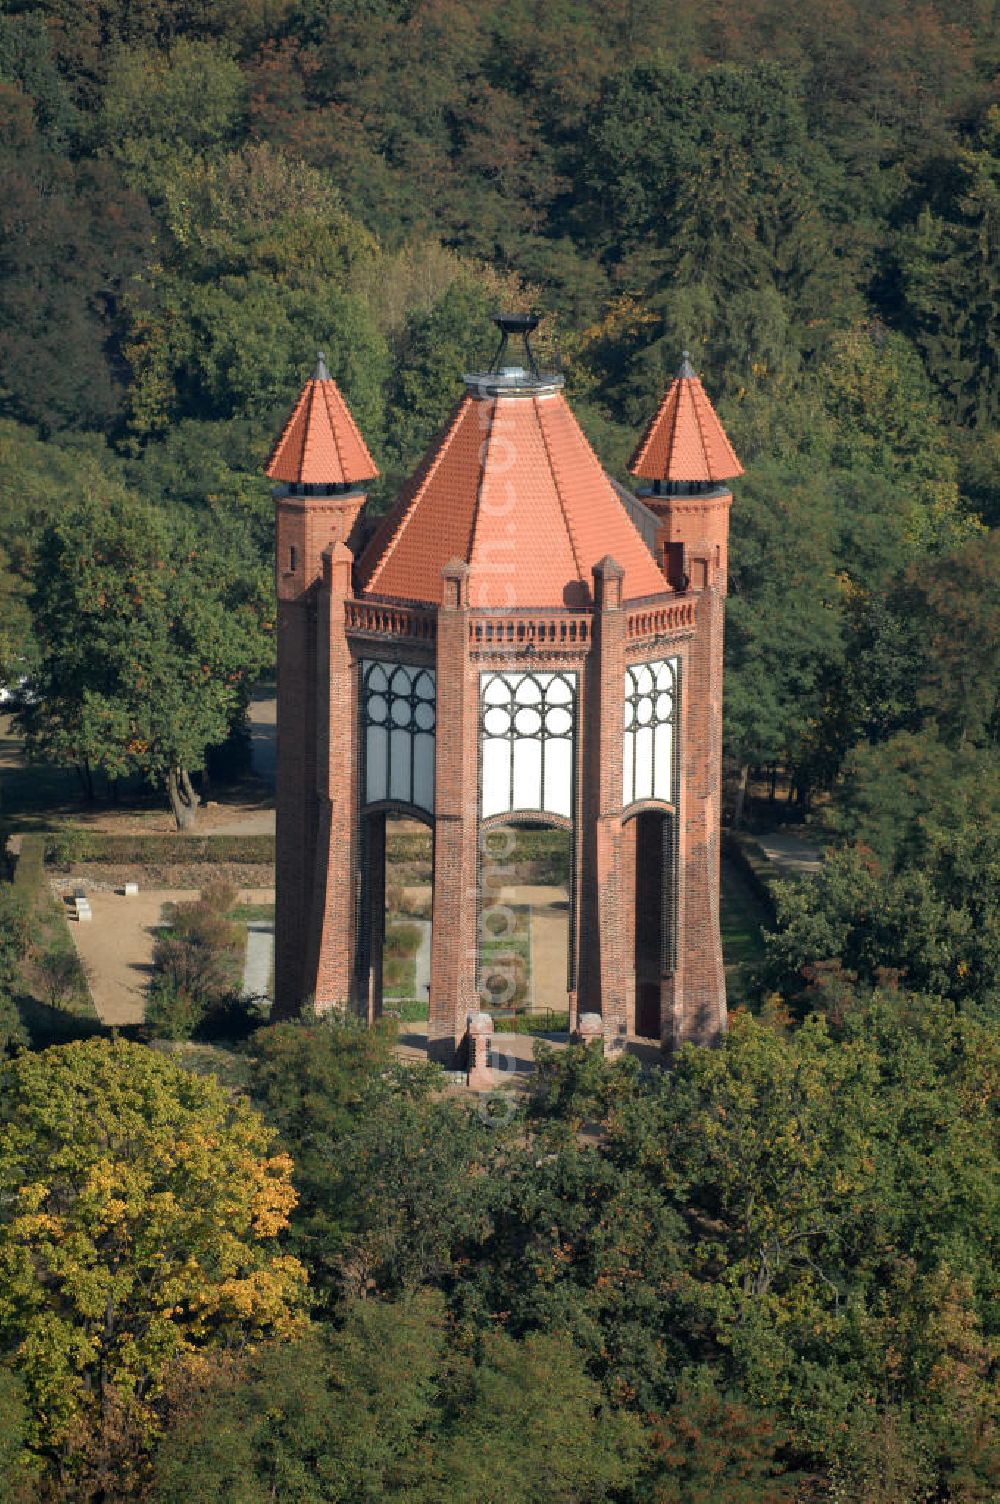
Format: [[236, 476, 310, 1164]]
[[629, 354, 742, 592]]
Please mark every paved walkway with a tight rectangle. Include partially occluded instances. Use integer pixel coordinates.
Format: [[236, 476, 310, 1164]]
[[753, 828, 824, 877], [392, 1020, 550, 1085], [64, 885, 274, 1027], [242, 921, 274, 1000], [500, 885, 569, 1008], [210, 808, 275, 836], [64, 887, 194, 1027], [413, 918, 431, 1002], [249, 684, 276, 785]]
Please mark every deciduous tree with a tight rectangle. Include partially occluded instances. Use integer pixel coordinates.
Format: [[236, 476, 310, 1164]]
[[0, 1038, 307, 1468], [22, 492, 270, 825]]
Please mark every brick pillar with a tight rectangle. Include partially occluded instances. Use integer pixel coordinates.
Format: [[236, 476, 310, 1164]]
[[273, 485, 369, 1018], [621, 816, 637, 1034], [635, 485, 731, 1051], [306, 541, 358, 1011], [466, 1011, 494, 1090], [428, 559, 479, 1064], [659, 811, 679, 1045], [364, 811, 386, 1022], [670, 580, 727, 1049], [273, 505, 319, 1017], [579, 556, 627, 1047], [273, 588, 315, 1015]]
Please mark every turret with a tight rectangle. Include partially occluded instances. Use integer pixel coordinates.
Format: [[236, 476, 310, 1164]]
[[629, 353, 743, 593], [266, 352, 378, 602], [268, 354, 377, 1015]]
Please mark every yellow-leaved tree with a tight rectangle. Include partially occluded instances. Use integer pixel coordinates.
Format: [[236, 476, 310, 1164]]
[[0, 1037, 307, 1477]]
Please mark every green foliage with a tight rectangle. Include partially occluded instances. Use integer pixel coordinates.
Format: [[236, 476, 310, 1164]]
[[150, 1294, 644, 1503], [0, 10, 997, 1494], [144, 982, 204, 1043], [161, 142, 377, 285], [761, 836, 1000, 1013], [893, 530, 1000, 748], [246, 1016, 414, 1293], [10, 836, 44, 898], [530, 1040, 640, 1128], [824, 731, 1000, 870], [0, 887, 31, 995], [606, 1001, 999, 1488], [34, 946, 90, 1011], [819, 325, 972, 550], [579, 59, 862, 417], [897, 108, 1000, 428], [44, 830, 275, 865], [146, 882, 245, 1039], [0, 541, 29, 686], [382, 921, 422, 958], [96, 39, 248, 197], [0, 11, 77, 146], [21, 491, 270, 825], [809, 525, 999, 811], [724, 461, 844, 772], [0, 994, 27, 1060], [382, 279, 496, 482], [647, 1371, 806, 1503], [0, 88, 150, 433], [0, 1367, 34, 1503], [159, 888, 269, 1041]]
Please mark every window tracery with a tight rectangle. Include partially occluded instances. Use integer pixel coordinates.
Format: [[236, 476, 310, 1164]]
[[361, 660, 435, 812], [624, 658, 677, 807], [480, 670, 576, 819]]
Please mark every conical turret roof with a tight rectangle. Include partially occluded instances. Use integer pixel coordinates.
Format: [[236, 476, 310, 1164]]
[[266, 354, 378, 486], [357, 384, 666, 609], [629, 353, 743, 485]]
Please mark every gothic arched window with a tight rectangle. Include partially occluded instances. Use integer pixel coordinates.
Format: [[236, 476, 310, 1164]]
[[480, 670, 576, 819], [361, 660, 436, 813], [623, 657, 677, 807]]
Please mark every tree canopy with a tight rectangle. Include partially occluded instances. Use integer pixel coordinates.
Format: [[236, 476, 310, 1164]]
[[20, 490, 270, 824], [0, 1038, 307, 1472]]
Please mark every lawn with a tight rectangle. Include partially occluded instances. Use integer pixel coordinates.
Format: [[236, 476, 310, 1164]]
[[719, 855, 770, 1002], [383, 918, 423, 999], [11, 885, 102, 1049]]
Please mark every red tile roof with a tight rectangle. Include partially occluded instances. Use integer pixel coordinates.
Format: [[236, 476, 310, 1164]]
[[629, 354, 743, 484], [266, 355, 378, 486], [358, 389, 667, 608]]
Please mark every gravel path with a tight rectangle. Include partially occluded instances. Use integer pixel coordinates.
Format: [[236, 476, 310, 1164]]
[[242, 921, 274, 1000], [753, 828, 824, 877], [413, 918, 431, 1002], [249, 685, 276, 785], [64, 885, 274, 1027], [63, 887, 196, 1027]]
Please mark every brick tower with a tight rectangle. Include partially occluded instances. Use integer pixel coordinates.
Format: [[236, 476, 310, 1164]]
[[627, 350, 744, 1047], [267, 325, 742, 1061]]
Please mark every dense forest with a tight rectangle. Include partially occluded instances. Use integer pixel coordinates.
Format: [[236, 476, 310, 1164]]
[[0, 1, 998, 1499], [0, 0, 997, 813]]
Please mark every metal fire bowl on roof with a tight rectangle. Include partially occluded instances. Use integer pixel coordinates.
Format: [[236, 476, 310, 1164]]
[[493, 311, 540, 335], [461, 367, 564, 397]]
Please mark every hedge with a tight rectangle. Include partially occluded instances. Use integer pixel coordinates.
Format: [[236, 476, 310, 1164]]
[[44, 832, 276, 866], [45, 823, 565, 871]]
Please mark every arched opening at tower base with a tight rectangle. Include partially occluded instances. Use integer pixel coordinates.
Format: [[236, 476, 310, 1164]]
[[624, 810, 675, 1041], [479, 823, 572, 1030], [359, 811, 433, 1025]]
